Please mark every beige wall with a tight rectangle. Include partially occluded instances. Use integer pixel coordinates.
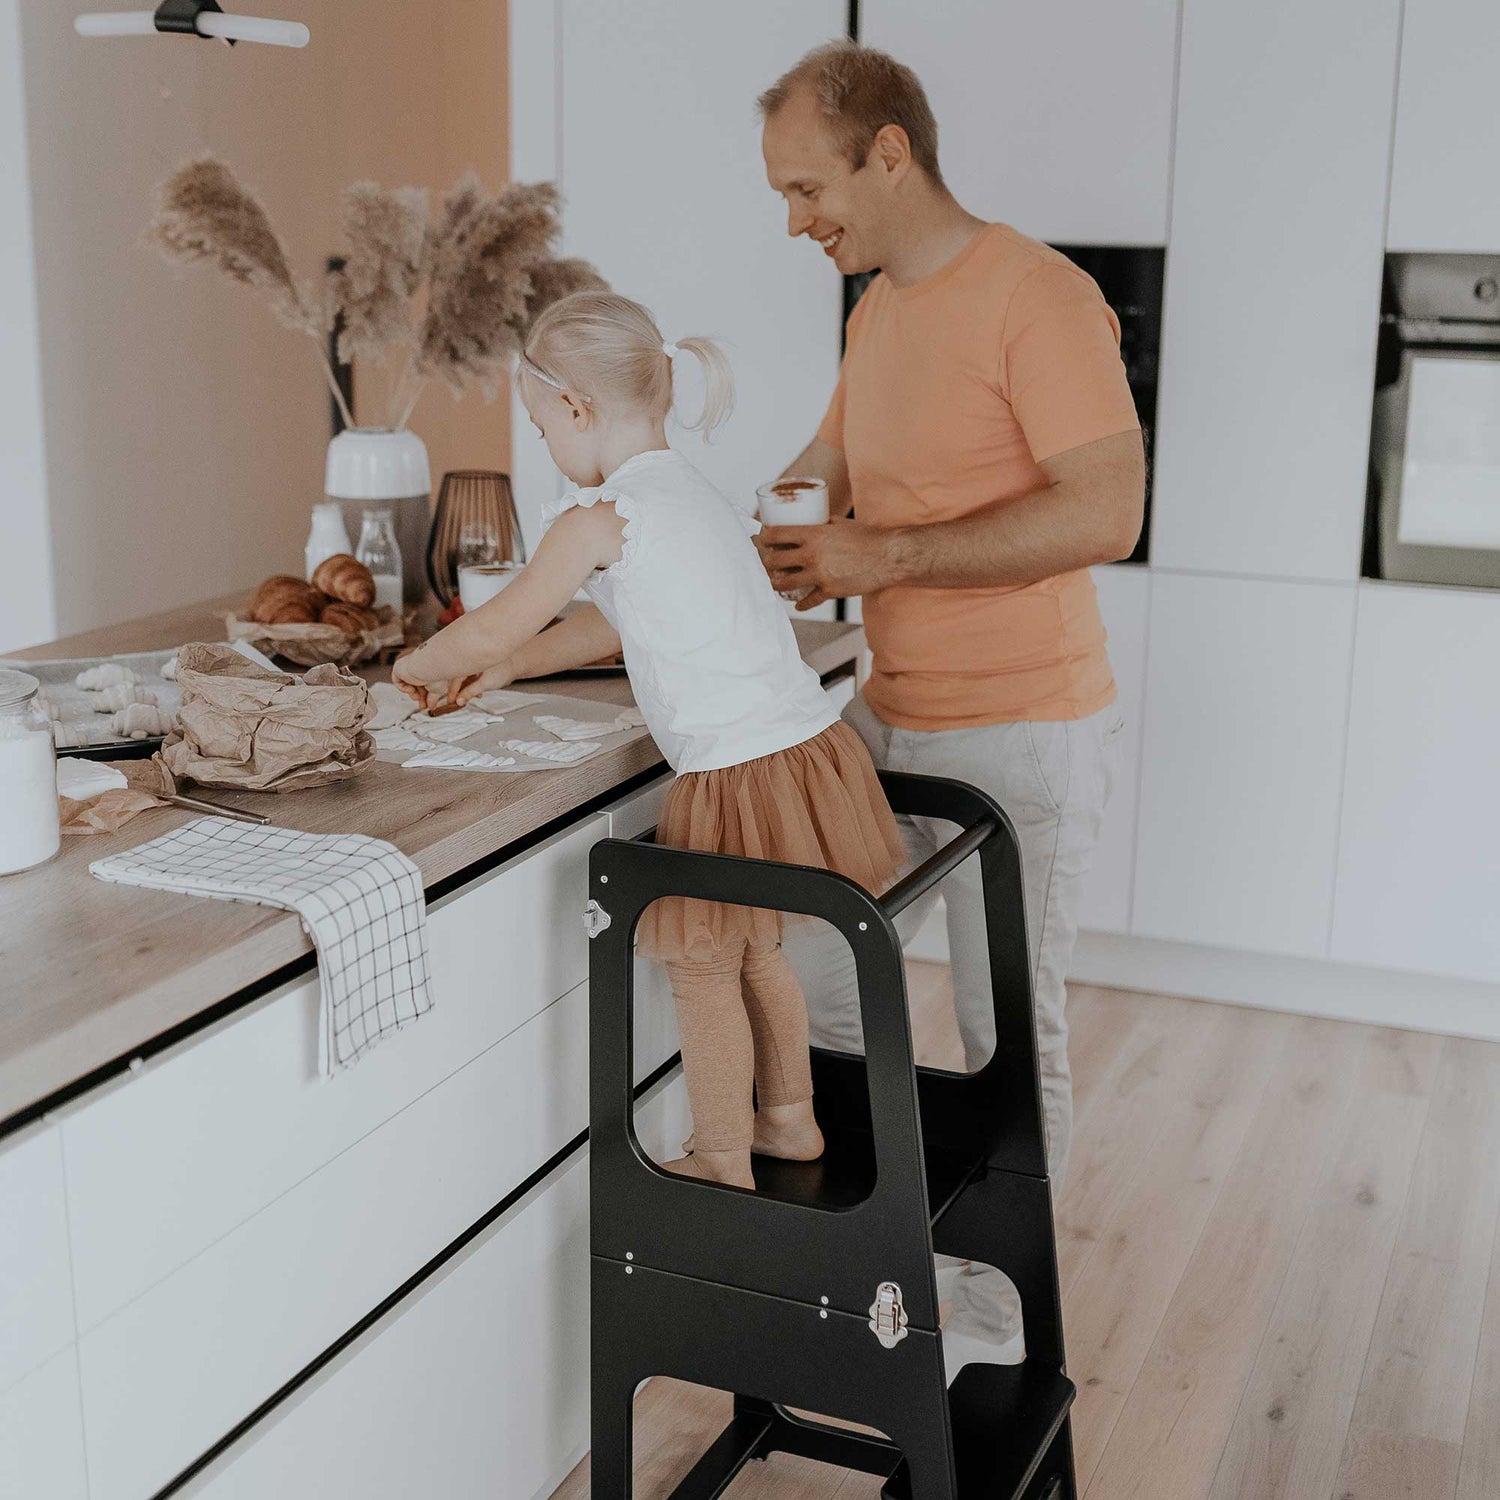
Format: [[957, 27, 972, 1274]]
[[17, 1, 508, 644]]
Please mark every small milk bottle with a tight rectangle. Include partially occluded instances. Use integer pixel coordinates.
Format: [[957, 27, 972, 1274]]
[[0, 669, 61, 876], [355, 506, 404, 613], [305, 501, 353, 581]]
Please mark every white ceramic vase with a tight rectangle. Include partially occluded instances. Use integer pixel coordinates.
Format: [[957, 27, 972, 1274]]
[[324, 428, 432, 608]]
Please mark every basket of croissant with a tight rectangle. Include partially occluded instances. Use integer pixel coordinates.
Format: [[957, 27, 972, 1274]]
[[227, 556, 406, 668]]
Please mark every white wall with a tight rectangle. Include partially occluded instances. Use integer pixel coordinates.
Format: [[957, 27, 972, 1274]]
[[0, 0, 55, 654], [12, 1, 509, 647]]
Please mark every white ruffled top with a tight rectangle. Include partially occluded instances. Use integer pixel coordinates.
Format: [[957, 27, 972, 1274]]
[[540, 449, 838, 774]]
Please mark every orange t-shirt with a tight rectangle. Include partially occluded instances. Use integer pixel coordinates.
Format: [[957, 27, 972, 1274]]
[[818, 223, 1139, 730]]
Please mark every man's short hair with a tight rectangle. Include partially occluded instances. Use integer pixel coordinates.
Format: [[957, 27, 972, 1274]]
[[758, 39, 943, 184]]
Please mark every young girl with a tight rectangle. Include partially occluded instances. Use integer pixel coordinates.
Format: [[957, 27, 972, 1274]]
[[393, 290, 903, 1190]]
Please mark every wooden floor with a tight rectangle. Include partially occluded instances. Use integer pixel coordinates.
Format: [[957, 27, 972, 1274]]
[[552, 965, 1500, 1499]]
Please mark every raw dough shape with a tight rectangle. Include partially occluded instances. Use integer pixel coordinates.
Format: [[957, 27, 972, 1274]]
[[75, 663, 141, 691], [370, 726, 439, 753], [110, 703, 173, 739], [159, 654, 180, 681], [406, 710, 505, 743], [36, 693, 64, 721], [52, 718, 119, 749], [367, 681, 416, 731], [468, 689, 546, 715], [90, 683, 158, 714], [399, 744, 518, 771], [501, 737, 602, 765], [534, 712, 640, 741]]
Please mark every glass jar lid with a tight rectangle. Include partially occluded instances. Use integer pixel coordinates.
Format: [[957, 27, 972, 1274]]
[[0, 668, 40, 711]]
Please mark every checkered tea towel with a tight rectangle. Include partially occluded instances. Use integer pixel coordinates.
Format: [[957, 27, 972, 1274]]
[[90, 818, 432, 1075]]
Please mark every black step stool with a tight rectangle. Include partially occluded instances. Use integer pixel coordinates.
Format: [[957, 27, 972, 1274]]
[[587, 771, 1077, 1499]]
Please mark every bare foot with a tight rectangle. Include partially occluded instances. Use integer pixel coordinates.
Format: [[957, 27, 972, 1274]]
[[660, 1150, 756, 1190], [681, 1103, 825, 1164]]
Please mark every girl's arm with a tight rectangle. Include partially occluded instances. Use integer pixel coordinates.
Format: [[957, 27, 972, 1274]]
[[394, 504, 625, 702], [451, 604, 622, 705]]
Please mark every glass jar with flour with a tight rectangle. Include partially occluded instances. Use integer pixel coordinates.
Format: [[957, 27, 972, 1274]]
[[0, 669, 60, 875]]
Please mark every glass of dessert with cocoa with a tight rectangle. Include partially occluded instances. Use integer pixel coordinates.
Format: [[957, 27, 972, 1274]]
[[755, 476, 829, 600]]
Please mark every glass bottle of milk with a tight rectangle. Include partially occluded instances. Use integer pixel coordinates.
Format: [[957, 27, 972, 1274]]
[[355, 507, 404, 613]]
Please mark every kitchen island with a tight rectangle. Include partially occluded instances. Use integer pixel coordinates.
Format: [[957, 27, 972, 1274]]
[[0, 595, 864, 1500]]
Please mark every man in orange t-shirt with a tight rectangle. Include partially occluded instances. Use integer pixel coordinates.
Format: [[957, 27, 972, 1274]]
[[759, 41, 1144, 1365]]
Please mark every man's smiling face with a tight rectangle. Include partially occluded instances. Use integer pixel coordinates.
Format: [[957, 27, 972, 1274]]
[[762, 87, 887, 277]]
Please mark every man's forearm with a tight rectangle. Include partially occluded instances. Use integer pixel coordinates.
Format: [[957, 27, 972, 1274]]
[[882, 479, 1135, 589]]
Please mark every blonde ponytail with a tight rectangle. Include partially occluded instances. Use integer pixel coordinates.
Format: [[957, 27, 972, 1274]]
[[672, 335, 735, 439], [523, 290, 735, 440]]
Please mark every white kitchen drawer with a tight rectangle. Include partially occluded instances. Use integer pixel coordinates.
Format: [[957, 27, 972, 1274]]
[[0, 1346, 88, 1500], [185, 1150, 591, 1500], [78, 979, 592, 1500], [0, 1121, 73, 1394], [864, 0, 1178, 245], [1331, 583, 1500, 982], [1132, 573, 1357, 958], [61, 813, 603, 1336]]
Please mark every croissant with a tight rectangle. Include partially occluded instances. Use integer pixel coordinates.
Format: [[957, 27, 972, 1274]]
[[251, 575, 325, 625], [312, 554, 376, 608], [320, 600, 380, 635]]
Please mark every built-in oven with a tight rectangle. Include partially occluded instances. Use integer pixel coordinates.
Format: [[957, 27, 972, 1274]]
[[1366, 252, 1500, 588]]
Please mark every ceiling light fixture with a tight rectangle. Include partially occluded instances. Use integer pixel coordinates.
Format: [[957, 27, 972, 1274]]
[[74, 0, 308, 48]]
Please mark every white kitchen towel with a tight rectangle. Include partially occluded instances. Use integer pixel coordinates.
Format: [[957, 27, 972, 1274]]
[[90, 818, 432, 1075]]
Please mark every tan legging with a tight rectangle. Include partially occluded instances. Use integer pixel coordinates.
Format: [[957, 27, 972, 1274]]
[[664, 938, 815, 1153]]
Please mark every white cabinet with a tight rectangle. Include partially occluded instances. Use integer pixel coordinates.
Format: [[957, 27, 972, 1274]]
[[0, 1122, 73, 1394], [1150, 0, 1401, 580], [0, 1348, 88, 1500], [1331, 583, 1500, 983], [863, 0, 1179, 245], [556, 0, 844, 509], [191, 1152, 592, 1500], [1387, 0, 1500, 252], [1132, 573, 1357, 958], [1080, 565, 1150, 934], [77, 982, 592, 1500]]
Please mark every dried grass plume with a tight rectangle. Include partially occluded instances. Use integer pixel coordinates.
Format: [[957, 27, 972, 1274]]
[[333, 182, 429, 366]]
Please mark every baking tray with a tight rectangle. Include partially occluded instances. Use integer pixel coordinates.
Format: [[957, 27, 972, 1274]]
[[0, 650, 181, 759]]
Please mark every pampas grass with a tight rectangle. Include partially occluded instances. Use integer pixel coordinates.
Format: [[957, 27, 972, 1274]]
[[333, 182, 429, 366], [149, 156, 604, 432]]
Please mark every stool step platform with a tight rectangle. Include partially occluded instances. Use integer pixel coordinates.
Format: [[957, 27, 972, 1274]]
[[883, 1364, 1076, 1500], [750, 1124, 981, 1225]]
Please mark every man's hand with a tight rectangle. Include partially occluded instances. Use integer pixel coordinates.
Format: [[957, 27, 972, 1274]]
[[755, 517, 895, 612]]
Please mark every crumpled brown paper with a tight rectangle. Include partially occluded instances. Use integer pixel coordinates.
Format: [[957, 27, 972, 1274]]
[[59, 787, 166, 835], [154, 642, 375, 794], [226, 608, 404, 669]]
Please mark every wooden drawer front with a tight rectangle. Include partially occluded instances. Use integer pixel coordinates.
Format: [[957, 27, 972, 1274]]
[[0, 1348, 89, 1500], [0, 1122, 73, 1394], [62, 814, 602, 1335], [78, 981, 591, 1500], [189, 1152, 591, 1500]]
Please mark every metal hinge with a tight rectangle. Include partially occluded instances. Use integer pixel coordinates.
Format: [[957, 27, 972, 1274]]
[[582, 899, 612, 939], [868, 1281, 909, 1348]]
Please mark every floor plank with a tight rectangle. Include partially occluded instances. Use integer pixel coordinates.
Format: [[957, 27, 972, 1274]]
[[1063, 1001, 1287, 1491], [1456, 1201, 1500, 1500], [1344, 1037, 1500, 1450], [1206, 1027, 1442, 1500], [1085, 1013, 1368, 1499]]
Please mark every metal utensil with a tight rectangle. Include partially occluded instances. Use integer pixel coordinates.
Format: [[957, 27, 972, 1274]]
[[164, 792, 271, 825]]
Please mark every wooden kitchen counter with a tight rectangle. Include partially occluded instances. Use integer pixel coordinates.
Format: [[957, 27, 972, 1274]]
[[0, 594, 863, 1129]]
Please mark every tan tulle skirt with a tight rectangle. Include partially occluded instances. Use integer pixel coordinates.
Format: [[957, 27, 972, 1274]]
[[637, 722, 906, 963]]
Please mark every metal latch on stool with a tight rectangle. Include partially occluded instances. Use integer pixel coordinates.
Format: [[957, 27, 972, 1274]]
[[868, 1281, 908, 1348], [583, 899, 612, 939]]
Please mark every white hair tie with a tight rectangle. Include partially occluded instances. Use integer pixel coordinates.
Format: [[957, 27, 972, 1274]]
[[662, 341, 680, 359]]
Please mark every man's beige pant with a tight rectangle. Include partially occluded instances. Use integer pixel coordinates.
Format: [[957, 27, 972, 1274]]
[[784, 690, 1123, 1350]]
